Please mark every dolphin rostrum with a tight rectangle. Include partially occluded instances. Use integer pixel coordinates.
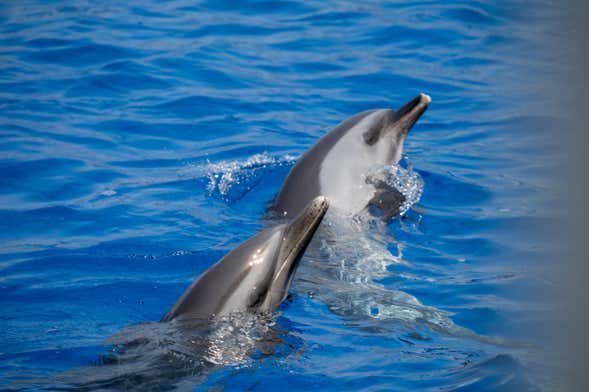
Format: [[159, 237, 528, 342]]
[[272, 93, 430, 221], [163, 196, 329, 322]]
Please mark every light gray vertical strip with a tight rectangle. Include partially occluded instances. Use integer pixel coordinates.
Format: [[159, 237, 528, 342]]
[[566, 0, 589, 390]]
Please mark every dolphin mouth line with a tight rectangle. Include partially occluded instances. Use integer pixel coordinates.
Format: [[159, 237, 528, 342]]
[[395, 93, 431, 131], [272, 196, 329, 283]]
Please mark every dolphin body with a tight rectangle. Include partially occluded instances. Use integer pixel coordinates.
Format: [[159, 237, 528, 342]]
[[272, 94, 431, 221], [163, 195, 329, 322], [268, 94, 479, 338]]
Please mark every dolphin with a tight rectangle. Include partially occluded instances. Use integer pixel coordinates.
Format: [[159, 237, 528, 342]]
[[39, 198, 329, 391], [272, 93, 431, 221], [162, 196, 329, 322]]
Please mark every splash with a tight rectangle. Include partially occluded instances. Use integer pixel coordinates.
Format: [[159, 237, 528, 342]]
[[204, 153, 296, 203], [204, 312, 279, 366], [50, 311, 288, 390], [295, 209, 469, 337], [366, 156, 424, 216]]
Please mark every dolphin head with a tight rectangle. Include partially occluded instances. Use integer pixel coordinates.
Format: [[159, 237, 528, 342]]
[[162, 196, 329, 322], [272, 94, 430, 218], [360, 93, 431, 165], [253, 195, 329, 311]]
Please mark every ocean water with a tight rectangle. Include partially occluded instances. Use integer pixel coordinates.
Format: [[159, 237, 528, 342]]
[[0, 1, 568, 391]]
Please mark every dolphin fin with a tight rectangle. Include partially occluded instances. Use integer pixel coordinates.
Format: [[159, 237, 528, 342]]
[[366, 181, 405, 222]]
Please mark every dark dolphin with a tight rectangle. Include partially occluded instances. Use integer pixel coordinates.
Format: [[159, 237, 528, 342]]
[[272, 93, 431, 221]]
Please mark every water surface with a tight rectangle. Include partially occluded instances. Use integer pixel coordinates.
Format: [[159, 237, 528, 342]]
[[0, 1, 567, 391]]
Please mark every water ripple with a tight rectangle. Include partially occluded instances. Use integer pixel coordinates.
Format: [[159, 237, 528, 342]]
[[0, 0, 565, 390]]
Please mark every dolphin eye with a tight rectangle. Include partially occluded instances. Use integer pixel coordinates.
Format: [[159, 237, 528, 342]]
[[363, 129, 379, 145]]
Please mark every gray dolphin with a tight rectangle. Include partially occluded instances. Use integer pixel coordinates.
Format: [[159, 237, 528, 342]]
[[41, 198, 328, 391], [272, 93, 431, 221], [162, 196, 329, 322]]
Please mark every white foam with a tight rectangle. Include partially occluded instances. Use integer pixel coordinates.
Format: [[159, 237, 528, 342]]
[[366, 156, 424, 216], [204, 153, 296, 202]]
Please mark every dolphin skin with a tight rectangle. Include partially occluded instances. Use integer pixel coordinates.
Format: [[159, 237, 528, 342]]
[[163, 196, 329, 322], [272, 94, 430, 221]]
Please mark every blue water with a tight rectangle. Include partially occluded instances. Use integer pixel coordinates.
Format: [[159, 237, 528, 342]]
[[0, 1, 567, 391]]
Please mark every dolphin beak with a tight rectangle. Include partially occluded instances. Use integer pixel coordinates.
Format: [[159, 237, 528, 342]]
[[394, 93, 431, 133], [262, 196, 329, 307], [283, 196, 329, 254], [278, 196, 329, 276]]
